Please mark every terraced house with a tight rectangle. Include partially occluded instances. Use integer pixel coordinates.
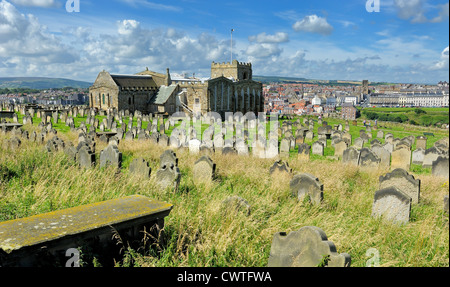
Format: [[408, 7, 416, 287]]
[[89, 60, 264, 118]]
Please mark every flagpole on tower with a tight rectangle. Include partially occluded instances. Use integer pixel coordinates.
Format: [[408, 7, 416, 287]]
[[231, 28, 234, 63]]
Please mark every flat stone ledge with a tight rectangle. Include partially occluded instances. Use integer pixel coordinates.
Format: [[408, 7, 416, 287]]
[[0, 195, 173, 266]]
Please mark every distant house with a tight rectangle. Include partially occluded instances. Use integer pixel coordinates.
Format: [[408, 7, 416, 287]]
[[341, 103, 358, 120]]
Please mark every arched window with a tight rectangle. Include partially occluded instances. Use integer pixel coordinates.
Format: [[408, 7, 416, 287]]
[[102, 94, 105, 105], [129, 97, 132, 105]]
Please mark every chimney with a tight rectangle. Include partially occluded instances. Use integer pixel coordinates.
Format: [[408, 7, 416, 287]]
[[165, 68, 172, 86]]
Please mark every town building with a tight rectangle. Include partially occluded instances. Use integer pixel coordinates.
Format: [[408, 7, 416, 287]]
[[341, 103, 358, 120]]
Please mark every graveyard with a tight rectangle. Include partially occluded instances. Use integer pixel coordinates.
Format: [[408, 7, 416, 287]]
[[0, 105, 449, 267]]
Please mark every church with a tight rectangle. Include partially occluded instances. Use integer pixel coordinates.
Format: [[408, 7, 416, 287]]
[[89, 60, 264, 118]]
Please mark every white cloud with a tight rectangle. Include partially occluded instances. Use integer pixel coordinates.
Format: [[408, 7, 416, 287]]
[[292, 15, 333, 35], [393, 0, 449, 23], [393, 0, 428, 23], [248, 32, 289, 43], [118, 0, 181, 12], [9, 0, 58, 8], [0, 0, 76, 61], [430, 2, 449, 23], [432, 46, 449, 70]]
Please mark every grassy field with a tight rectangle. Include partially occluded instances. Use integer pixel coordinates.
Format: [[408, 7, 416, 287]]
[[0, 111, 449, 267], [360, 107, 449, 127]]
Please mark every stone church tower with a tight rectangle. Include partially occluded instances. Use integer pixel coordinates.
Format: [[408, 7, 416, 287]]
[[211, 60, 253, 81]]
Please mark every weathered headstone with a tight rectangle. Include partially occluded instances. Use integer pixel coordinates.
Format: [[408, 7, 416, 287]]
[[221, 196, 251, 216], [416, 136, 427, 150], [297, 143, 311, 161], [76, 146, 95, 169], [376, 130, 384, 139], [189, 139, 201, 154], [423, 147, 443, 168], [160, 150, 178, 169], [379, 168, 421, 204], [371, 144, 391, 169], [334, 140, 348, 158], [129, 158, 151, 178], [268, 226, 351, 267], [432, 156, 449, 178], [269, 160, 292, 178], [412, 148, 425, 165], [371, 186, 412, 225], [342, 147, 360, 166], [222, 146, 237, 156], [353, 137, 364, 149], [312, 141, 324, 156], [159, 134, 169, 147], [235, 140, 249, 156], [193, 156, 216, 185], [391, 147, 411, 170], [359, 148, 381, 168], [155, 164, 181, 191], [280, 138, 291, 158], [290, 173, 324, 204], [99, 144, 122, 169]]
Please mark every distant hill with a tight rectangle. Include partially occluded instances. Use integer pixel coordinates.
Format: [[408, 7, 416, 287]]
[[0, 77, 92, 89], [254, 75, 358, 85], [253, 75, 312, 83]]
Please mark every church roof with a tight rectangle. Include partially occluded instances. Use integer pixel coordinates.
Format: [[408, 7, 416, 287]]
[[110, 74, 156, 89], [150, 85, 178, 105]]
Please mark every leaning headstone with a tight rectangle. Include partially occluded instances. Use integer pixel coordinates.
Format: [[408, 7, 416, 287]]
[[297, 143, 311, 161], [379, 168, 421, 204], [268, 226, 351, 267], [129, 158, 151, 178], [235, 140, 249, 156], [193, 156, 216, 185], [376, 130, 384, 139], [99, 144, 122, 169], [342, 147, 360, 166], [312, 141, 324, 156], [9, 137, 21, 151], [359, 148, 380, 168], [411, 148, 425, 165], [159, 134, 169, 147], [222, 146, 237, 156], [221, 196, 251, 216], [280, 138, 290, 158], [160, 150, 178, 169], [76, 146, 95, 169], [423, 147, 443, 168], [155, 164, 181, 191], [353, 137, 364, 149], [189, 139, 201, 154], [64, 144, 77, 162], [432, 156, 449, 178], [371, 144, 391, 169], [391, 147, 411, 170], [416, 136, 427, 150], [290, 173, 324, 204], [371, 186, 412, 225], [125, 131, 134, 141], [333, 140, 348, 158], [269, 160, 292, 178]]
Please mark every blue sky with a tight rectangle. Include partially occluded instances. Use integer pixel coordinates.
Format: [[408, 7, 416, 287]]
[[0, 0, 448, 84]]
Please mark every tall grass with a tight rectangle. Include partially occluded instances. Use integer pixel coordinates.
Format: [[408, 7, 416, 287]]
[[0, 131, 448, 267]]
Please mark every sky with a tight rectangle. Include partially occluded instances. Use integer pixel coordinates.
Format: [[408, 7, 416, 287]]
[[0, 0, 448, 84]]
